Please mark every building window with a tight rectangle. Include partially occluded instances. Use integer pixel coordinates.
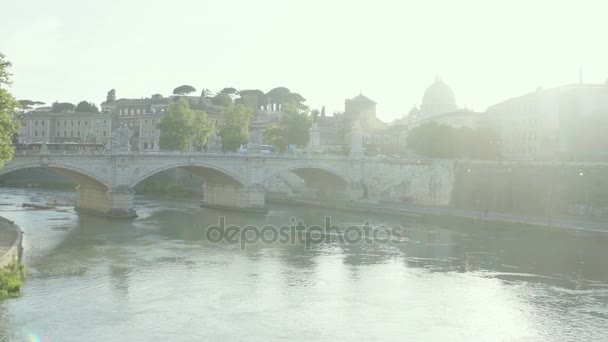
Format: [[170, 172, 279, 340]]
[[42, 121, 45, 126], [71, 121, 74, 127], [70, 131, 73, 137], [64, 121, 67, 127], [56, 131, 60, 137], [35, 121, 38, 126], [85, 121, 88, 126], [78, 121, 80, 126], [34, 131, 38, 136], [42, 131, 45, 137], [57, 122, 60, 127], [64, 132, 66, 137], [103, 131, 106, 137]]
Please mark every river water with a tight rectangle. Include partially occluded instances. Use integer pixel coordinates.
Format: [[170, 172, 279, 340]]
[[0, 188, 607, 341]]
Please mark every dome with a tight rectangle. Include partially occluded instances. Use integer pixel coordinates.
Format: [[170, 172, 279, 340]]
[[421, 78, 457, 117]]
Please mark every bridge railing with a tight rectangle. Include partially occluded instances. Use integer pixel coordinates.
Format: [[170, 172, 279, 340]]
[[10, 149, 438, 164]]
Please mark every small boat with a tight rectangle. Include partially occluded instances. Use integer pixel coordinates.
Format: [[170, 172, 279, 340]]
[[21, 203, 55, 210]]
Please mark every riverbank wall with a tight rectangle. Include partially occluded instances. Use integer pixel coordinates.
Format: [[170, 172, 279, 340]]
[[0, 217, 23, 269], [451, 161, 608, 220]]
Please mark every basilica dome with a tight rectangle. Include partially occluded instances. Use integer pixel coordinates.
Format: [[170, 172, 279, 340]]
[[421, 78, 457, 117]]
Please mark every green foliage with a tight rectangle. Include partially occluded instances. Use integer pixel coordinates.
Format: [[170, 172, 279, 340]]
[[0, 261, 26, 300], [0, 53, 11, 85], [17, 100, 45, 110], [106, 89, 116, 103], [0, 53, 19, 167], [219, 87, 238, 96], [211, 93, 232, 107], [219, 104, 252, 152], [52, 102, 75, 112], [74, 101, 99, 113], [158, 98, 213, 151], [406, 122, 501, 160], [173, 85, 196, 96], [263, 104, 312, 152], [199, 88, 212, 99]]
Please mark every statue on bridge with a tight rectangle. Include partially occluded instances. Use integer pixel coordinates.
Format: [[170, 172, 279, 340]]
[[111, 126, 132, 152]]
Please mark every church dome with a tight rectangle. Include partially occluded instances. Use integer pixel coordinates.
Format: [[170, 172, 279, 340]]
[[421, 78, 457, 117]]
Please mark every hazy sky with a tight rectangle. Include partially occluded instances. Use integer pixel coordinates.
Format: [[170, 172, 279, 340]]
[[2, 0, 608, 121]]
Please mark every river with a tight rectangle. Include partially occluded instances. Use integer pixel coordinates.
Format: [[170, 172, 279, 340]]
[[0, 188, 607, 341]]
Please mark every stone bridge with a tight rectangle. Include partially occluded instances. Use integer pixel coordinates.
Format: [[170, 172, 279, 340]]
[[0, 151, 454, 218]]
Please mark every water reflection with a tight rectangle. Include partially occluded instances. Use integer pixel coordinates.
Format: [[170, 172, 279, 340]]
[[0, 189, 607, 341]]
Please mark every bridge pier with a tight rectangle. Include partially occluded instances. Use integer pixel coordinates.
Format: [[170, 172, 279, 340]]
[[201, 183, 267, 213], [75, 184, 137, 218]]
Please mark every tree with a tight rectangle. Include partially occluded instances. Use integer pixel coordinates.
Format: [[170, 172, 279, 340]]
[[158, 98, 212, 151], [263, 104, 312, 152], [266, 87, 290, 110], [263, 123, 286, 151], [219, 104, 252, 152], [285, 92, 308, 110], [236, 89, 266, 109], [211, 93, 232, 107], [0, 53, 19, 166], [406, 122, 456, 158], [191, 110, 214, 151], [52, 102, 75, 112], [75, 101, 99, 113], [17, 100, 45, 110], [106, 89, 116, 103], [199, 88, 212, 99], [406, 121, 501, 160], [219, 87, 238, 97], [173, 85, 196, 96]]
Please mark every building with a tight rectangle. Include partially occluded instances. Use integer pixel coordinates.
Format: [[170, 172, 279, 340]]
[[486, 82, 608, 161], [390, 78, 484, 152], [101, 96, 168, 150], [314, 93, 392, 154], [420, 78, 457, 117], [16, 95, 167, 151], [15, 110, 113, 146]]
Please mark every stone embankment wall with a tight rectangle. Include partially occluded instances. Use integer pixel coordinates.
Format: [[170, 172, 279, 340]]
[[0, 217, 23, 268], [451, 162, 608, 218]]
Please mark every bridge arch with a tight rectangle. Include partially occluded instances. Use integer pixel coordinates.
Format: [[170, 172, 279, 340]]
[[129, 162, 247, 188], [261, 164, 351, 194], [0, 162, 110, 190]]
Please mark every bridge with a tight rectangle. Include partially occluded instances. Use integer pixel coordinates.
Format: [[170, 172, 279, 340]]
[[0, 150, 454, 218]]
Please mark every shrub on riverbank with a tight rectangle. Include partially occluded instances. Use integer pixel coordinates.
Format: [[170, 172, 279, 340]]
[[0, 261, 26, 300]]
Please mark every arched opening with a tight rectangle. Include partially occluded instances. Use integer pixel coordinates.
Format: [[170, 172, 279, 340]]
[[0, 165, 109, 192], [263, 166, 351, 201], [130, 164, 264, 213], [0, 165, 119, 216], [130, 164, 245, 195]]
